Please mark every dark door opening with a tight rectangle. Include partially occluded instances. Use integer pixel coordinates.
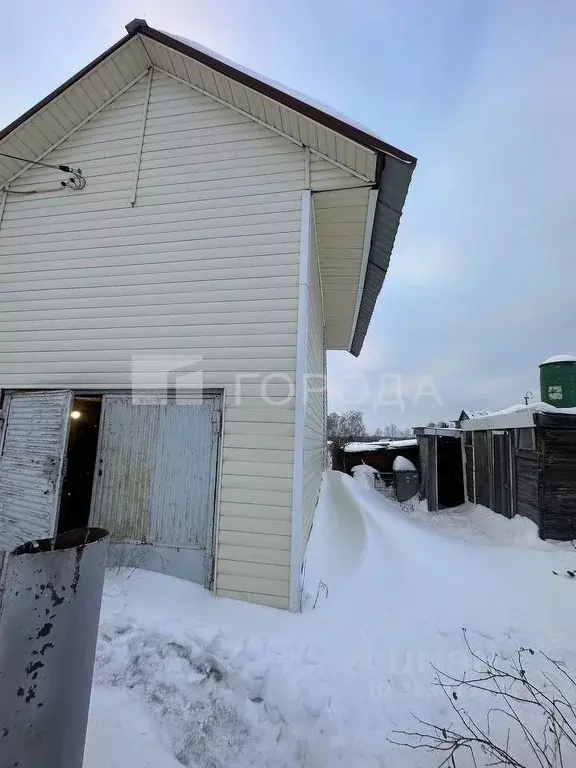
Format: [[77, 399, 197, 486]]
[[437, 437, 465, 508], [493, 432, 512, 518], [57, 396, 102, 534]]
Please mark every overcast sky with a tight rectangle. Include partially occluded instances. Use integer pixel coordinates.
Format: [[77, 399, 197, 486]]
[[1, 0, 575, 429]]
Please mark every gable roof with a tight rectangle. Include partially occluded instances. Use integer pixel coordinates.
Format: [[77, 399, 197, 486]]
[[0, 19, 416, 356]]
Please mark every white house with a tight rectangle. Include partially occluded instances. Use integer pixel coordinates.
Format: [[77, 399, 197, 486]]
[[0, 20, 415, 609]]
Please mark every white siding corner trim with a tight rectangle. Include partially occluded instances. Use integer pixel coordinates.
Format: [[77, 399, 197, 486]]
[[290, 190, 312, 611]]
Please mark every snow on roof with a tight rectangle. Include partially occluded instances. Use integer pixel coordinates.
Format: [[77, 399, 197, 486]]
[[384, 438, 418, 449], [344, 442, 384, 453], [460, 409, 495, 419], [541, 354, 576, 365], [162, 32, 386, 145], [343, 437, 417, 453], [392, 455, 417, 472], [460, 402, 576, 430]]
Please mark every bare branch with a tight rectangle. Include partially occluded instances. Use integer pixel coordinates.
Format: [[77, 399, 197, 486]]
[[391, 633, 576, 768]]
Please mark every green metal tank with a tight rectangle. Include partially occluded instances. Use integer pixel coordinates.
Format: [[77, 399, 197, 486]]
[[539, 355, 576, 407]]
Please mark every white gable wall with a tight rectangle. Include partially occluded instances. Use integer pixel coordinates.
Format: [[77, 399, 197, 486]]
[[0, 69, 365, 609]]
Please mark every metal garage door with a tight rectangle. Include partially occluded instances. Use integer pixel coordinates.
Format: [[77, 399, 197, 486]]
[[89, 394, 221, 586], [0, 391, 73, 551]]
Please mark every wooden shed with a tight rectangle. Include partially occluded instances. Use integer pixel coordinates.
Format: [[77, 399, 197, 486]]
[[460, 407, 576, 540], [413, 427, 464, 511]]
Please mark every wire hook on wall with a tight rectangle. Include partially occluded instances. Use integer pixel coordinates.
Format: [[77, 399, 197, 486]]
[[0, 151, 86, 194]]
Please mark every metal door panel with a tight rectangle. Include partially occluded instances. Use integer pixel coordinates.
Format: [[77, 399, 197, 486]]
[[90, 394, 220, 584], [149, 399, 219, 554], [0, 390, 73, 550], [89, 397, 159, 541]]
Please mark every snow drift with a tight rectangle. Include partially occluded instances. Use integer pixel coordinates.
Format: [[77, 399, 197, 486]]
[[86, 471, 576, 768]]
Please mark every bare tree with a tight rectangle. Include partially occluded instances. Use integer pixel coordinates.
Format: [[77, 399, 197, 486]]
[[389, 630, 576, 767], [327, 412, 342, 440], [327, 411, 367, 439]]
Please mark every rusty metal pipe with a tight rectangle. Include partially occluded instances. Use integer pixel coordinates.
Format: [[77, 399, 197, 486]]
[[0, 527, 109, 768]]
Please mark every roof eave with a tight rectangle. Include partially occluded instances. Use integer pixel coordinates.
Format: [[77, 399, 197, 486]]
[[0, 31, 136, 146], [349, 153, 416, 357]]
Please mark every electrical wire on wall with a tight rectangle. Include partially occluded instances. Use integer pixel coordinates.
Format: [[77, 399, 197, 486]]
[[0, 152, 86, 195]]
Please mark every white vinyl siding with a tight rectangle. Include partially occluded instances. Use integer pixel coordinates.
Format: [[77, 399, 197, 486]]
[[0, 66, 370, 610], [302, 210, 326, 546], [0, 71, 304, 608]]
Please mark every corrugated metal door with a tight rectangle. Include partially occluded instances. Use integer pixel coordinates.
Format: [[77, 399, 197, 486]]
[[89, 398, 159, 542], [0, 390, 73, 551], [90, 394, 220, 584]]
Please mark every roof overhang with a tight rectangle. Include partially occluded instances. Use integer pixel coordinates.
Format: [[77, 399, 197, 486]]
[[460, 407, 576, 432], [460, 408, 540, 431], [350, 155, 415, 356], [0, 19, 416, 356]]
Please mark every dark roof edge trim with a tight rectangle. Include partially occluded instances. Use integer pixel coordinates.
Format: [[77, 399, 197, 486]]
[[139, 26, 417, 165], [349, 266, 388, 357], [349, 158, 415, 357], [0, 32, 136, 145]]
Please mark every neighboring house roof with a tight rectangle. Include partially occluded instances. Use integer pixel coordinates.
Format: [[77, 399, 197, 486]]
[[0, 19, 415, 357], [458, 409, 495, 421]]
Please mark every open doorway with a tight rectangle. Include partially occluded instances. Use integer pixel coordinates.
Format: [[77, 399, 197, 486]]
[[437, 437, 465, 508], [57, 395, 102, 534]]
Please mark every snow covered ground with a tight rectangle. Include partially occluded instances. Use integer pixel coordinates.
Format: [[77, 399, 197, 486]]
[[85, 471, 576, 767]]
